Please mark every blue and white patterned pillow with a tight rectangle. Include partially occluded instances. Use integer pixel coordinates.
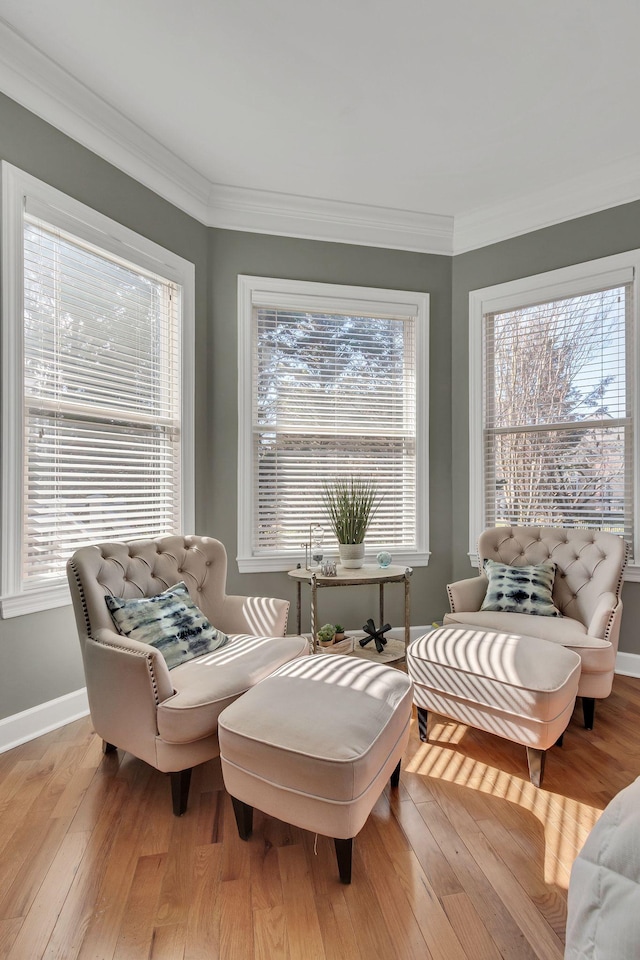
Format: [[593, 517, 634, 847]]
[[105, 582, 229, 669], [480, 560, 562, 617]]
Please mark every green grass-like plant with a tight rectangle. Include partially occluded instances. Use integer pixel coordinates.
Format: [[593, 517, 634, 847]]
[[321, 477, 382, 544]]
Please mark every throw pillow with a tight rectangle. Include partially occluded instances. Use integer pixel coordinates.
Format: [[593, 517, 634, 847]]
[[480, 560, 562, 617], [105, 582, 229, 669]]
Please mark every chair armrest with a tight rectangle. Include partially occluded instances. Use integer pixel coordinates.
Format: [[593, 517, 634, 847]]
[[92, 627, 175, 702], [83, 628, 175, 758], [215, 595, 290, 637], [447, 576, 488, 613], [586, 592, 620, 643]]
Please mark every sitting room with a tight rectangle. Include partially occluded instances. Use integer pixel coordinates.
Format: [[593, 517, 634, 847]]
[[1, 2, 640, 958]]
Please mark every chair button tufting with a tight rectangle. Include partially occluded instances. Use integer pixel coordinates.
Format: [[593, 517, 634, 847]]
[[205, 561, 211, 566]]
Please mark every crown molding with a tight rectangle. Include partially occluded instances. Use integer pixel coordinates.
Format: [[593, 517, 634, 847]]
[[453, 155, 640, 254], [206, 182, 454, 253]]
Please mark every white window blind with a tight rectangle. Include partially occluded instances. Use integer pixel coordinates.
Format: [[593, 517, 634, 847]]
[[21, 214, 182, 585], [252, 307, 417, 553], [237, 276, 429, 571], [482, 283, 633, 547]]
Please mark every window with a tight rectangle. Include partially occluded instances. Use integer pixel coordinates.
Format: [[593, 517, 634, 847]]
[[469, 252, 639, 576], [1, 163, 194, 617], [237, 276, 429, 572]]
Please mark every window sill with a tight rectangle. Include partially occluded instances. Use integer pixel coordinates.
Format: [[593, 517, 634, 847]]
[[1, 581, 71, 618]]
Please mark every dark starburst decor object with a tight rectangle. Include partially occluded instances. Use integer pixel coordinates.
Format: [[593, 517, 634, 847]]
[[359, 618, 392, 654]]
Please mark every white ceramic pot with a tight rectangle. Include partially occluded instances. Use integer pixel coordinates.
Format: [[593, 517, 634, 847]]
[[339, 542, 365, 569]]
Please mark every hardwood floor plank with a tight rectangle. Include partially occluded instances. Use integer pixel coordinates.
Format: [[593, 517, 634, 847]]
[[0, 815, 72, 920], [219, 878, 254, 960], [440, 892, 503, 960], [465, 824, 565, 957], [38, 780, 129, 960], [278, 842, 327, 960], [184, 844, 222, 960], [478, 815, 568, 939], [113, 853, 167, 960], [420, 798, 541, 960], [313, 893, 362, 960], [150, 922, 186, 960], [0, 918, 23, 960], [253, 905, 289, 960], [5, 830, 91, 960]]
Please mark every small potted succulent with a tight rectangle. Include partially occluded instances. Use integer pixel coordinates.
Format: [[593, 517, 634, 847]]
[[333, 624, 346, 642], [317, 623, 336, 646]]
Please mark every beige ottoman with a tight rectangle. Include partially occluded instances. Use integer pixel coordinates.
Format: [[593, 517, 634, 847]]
[[218, 655, 413, 883], [406, 626, 581, 786]]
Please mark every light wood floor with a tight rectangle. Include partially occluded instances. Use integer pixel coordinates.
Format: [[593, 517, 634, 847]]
[[1, 675, 640, 960]]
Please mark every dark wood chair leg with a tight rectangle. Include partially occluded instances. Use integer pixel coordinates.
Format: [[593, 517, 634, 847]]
[[170, 768, 192, 816], [390, 758, 401, 788], [231, 796, 254, 840], [334, 837, 353, 884], [102, 741, 117, 754], [526, 747, 546, 788], [582, 697, 596, 730], [417, 706, 429, 742]]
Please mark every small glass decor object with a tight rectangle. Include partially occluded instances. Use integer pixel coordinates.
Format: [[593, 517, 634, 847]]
[[376, 550, 392, 568], [311, 525, 324, 566], [320, 558, 337, 576]]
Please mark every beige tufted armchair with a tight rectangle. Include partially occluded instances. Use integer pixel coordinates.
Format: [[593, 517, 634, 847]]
[[445, 525, 628, 729], [67, 535, 309, 815]]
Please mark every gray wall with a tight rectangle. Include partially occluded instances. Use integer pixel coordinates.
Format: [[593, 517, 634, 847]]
[[451, 202, 640, 656]]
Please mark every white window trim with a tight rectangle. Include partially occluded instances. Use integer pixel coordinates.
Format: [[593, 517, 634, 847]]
[[237, 275, 430, 573], [469, 250, 640, 581], [1, 162, 195, 617]]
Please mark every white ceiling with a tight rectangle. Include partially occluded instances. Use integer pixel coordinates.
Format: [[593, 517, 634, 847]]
[[1, 0, 639, 253]]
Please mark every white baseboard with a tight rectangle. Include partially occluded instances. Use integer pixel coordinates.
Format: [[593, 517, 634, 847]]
[[0, 688, 89, 754], [615, 651, 640, 679]]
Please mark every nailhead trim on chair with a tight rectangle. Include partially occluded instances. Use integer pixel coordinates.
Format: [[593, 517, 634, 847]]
[[68, 559, 92, 638], [446, 582, 456, 613]]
